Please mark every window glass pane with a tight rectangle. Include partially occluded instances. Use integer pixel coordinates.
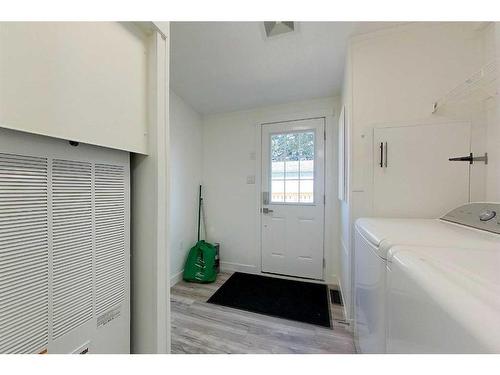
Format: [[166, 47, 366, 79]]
[[271, 180, 284, 203], [285, 133, 300, 161], [271, 134, 286, 162], [299, 180, 314, 203], [272, 161, 284, 180], [269, 130, 315, 204], [299, 132, 314, 161], [299, 159, 314, 180], [285, 180, 299, 203], [285, 160, 299, 179]]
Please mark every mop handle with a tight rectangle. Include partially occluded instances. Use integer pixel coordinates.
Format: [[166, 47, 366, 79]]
[[197, 185, 202, 242]]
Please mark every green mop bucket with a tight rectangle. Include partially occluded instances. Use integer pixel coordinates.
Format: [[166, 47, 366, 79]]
[[183, 240, 217, 283]]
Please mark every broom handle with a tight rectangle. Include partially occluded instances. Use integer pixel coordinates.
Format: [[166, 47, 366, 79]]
[[197, 185, 202, 242]]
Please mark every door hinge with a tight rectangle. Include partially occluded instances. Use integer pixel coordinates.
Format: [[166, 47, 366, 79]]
[[324, 131, 326, 141], [323, 195, 326, 205], [323, 258, 326, 268]]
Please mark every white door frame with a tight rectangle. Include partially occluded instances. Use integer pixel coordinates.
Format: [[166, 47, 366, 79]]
[[130, 24, 170, 354], [254, 110, 338, 284]]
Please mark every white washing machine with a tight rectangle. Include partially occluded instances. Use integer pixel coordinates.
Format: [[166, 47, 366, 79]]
[[386, 244, 500, 353], [354, 202, 500, 354]]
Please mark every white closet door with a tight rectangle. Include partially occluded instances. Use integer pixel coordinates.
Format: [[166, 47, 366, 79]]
[[0, 128, 130, 354], [373, 122, 471, 218]]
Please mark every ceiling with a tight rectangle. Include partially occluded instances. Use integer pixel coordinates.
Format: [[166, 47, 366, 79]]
[[170, 22, 405, 115]]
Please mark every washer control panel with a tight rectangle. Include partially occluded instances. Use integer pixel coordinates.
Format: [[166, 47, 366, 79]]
[[441, 202, 500, 234]]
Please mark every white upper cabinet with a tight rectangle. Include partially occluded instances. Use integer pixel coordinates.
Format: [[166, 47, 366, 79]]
[[373, 122, 471, 218], [0, 22, 149, 154]]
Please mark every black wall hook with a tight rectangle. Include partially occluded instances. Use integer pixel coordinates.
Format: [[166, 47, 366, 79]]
[[449, 152, 488, 165]]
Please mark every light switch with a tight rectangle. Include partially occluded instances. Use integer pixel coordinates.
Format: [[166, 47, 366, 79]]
[[246, 175, 255, 184]]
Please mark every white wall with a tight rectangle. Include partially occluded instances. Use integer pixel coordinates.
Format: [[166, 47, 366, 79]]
[[169, 91, 203, 283], [202, 97, 340, 284], [340, 22, 492, 321], [485, 23, 500, 202], [350, 23, 486, 214], [0, 22, 149, 154]]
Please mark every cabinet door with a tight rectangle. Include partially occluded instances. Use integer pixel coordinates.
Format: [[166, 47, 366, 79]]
[[373, 122, 471, 218]]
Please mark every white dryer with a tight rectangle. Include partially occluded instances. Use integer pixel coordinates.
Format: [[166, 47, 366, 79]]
[[386, 244, 500, 353], [354, 203, 500, 353]]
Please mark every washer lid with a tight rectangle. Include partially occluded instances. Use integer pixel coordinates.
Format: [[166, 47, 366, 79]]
[[355, 218, 434, 247], [355, 217, 499, 259]]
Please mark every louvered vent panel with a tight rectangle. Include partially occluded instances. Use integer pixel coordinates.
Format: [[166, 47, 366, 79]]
[[52, 159, 93, 339], [0, 153, 48, 353], [95, 164, 126, 316]]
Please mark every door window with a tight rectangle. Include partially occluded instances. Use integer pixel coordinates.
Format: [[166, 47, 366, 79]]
[[270, 131, 315, 203]]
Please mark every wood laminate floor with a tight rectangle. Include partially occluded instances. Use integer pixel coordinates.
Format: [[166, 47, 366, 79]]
[[171, 272, 356, 354]]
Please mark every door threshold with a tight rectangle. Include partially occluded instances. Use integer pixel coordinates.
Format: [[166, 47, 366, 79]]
[[260, 270, 325, 284]]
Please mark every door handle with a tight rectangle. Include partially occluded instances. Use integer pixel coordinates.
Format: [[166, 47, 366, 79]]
[[384, 142, 388, 168], [262, 207, 274, 214], [379, 142, 384, 168]]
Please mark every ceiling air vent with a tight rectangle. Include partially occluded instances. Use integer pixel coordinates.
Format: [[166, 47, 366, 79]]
[[263, 22, 296, 38]]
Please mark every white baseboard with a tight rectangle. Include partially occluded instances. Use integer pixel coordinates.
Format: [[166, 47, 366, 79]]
[[327, 273, 340, 286], [337, 276, 353, 328], [170, 269, 184, 286], [220, 261, 258, 274], [221, 262, 335, 285]]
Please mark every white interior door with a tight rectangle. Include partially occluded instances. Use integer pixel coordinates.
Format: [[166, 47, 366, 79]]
[[373, 122, 471, 218], [261, 118, 325, 280]]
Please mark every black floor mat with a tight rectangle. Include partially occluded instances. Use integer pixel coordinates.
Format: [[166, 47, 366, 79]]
[[207, 272, 331, 328]]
